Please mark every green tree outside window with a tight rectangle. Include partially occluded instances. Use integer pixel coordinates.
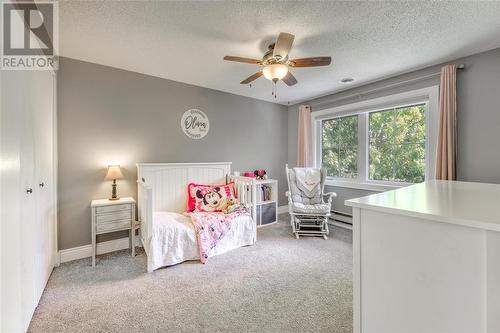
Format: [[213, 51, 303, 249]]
[[369, 104, 426, 183], [322, 115, 358, 178]]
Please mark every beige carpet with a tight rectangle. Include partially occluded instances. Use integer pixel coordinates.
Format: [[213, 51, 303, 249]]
[[29, 214, 353, 333]]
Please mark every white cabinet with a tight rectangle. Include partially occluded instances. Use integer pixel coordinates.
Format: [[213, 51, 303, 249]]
[[0, 69, 57, 332], [347, 181, 500, 333]]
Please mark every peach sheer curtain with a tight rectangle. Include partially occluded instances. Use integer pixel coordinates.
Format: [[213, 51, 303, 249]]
[[297, 105, 313, 167], [435, 64, 457, 180]]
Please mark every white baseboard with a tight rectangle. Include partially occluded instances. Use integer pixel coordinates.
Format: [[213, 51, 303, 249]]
[[328, 220, 353, 231], [59, 237, 141, 264], [278, 205, 288, 214]]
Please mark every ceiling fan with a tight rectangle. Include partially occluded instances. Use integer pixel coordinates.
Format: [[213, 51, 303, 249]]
[[224, 32, 331, 93]]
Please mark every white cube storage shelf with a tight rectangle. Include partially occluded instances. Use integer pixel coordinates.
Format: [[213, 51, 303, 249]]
[[254, 179, 278, 227]]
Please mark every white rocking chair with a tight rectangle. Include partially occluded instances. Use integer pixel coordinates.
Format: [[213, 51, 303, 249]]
[[285, 164, 336, 239]]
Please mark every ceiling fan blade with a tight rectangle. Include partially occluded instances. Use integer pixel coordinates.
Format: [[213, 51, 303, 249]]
[[240, 71, 263, 84], [273, 32, 295, 60], [282, 72, 298, 86], [289, 57, 331, 67], [224, 56, 262, 65]]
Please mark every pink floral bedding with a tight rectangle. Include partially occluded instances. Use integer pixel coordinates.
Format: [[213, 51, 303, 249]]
[[185, 207, 250, 263]]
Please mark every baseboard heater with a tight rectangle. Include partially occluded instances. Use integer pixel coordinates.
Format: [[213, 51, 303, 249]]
[[329, 210, 353, 226]]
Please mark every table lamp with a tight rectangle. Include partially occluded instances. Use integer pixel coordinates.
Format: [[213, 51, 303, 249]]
[[105, 165, 123, 200]]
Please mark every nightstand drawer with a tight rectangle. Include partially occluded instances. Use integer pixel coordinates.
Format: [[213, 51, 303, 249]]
[[96, 219, 131, 233], [91, 197, 136, 267], [96, 210, 131, 224], [96, 204, 130, 215]]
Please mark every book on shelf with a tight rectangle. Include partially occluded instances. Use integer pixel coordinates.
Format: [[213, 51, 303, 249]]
[[260, 185, 272, 202]]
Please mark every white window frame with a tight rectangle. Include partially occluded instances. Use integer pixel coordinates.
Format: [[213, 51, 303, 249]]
[[312, 86, 439, 192]]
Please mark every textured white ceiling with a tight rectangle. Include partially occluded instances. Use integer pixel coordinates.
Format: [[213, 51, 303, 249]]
[[59, 1, 500, 105]]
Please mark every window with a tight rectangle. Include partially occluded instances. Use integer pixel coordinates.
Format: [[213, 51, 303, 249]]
[[369, 104, 426, 183], [321, 115, 358, 178], [313, 87, 438, 191]]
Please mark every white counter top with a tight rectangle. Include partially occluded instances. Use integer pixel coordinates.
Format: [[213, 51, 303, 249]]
[[345, 180, 500, 232]]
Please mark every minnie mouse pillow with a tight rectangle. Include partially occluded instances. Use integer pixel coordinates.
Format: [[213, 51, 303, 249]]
[[187, 182, 236, 212]]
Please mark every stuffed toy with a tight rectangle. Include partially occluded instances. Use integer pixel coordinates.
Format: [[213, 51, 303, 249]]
[[221, 197, 243, 214], [254, 169, 267, 180]]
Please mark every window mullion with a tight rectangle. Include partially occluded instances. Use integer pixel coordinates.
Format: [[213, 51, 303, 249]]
[[358, 113, 368, 182], [315, 120, 322, 168], [337, 120, 342, 178]]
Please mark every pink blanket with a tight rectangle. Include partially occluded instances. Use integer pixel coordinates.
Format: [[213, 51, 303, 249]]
[[185, 208, 249, 263]]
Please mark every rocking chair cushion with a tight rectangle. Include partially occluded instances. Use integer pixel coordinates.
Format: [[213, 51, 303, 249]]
[[288, 168, 325, 205], [292, 202, 331, 214]]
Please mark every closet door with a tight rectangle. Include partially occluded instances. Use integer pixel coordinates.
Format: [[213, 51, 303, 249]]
[[0, 69, 56, 332], [1, 70, 30, 333], [19, 70, 38, 328], [32, 70, 56, 302]]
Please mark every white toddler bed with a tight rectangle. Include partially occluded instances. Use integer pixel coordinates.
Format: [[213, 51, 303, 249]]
[[137, 162, 257, 272]]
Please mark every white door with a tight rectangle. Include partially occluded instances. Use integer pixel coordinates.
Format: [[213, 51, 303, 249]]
[[32, 70, 56, 303], [19, 70, 38, 328], [1, 70, 29, 333]]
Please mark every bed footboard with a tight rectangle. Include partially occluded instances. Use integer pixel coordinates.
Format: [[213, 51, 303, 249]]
[[230, 176, 257, 239], [137, 180, 154, 272]]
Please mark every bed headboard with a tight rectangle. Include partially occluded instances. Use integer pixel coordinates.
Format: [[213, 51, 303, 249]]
[[137, 162, 231, 213]]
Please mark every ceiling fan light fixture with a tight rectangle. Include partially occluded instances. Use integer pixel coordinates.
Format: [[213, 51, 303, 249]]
[[224, 32, 332, 89], [262, 64, 288, 81]]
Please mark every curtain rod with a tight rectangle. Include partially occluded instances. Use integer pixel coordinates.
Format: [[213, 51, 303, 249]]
[[307, 64, 465, 110]]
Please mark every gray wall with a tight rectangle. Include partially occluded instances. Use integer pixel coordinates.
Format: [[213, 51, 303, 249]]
[[288, 47, 500, 214], [58, 57, 288, 250]]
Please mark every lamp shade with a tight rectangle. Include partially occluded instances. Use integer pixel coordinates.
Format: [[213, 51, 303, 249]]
[[105, 165, 123, 180], [262, 64, 288, 80]]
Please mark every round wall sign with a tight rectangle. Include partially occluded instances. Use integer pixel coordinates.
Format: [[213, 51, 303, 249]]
[[181, 109, 210, 139]]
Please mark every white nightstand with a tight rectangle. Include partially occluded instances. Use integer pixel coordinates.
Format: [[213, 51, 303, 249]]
[[91, 197, 136, 267]]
